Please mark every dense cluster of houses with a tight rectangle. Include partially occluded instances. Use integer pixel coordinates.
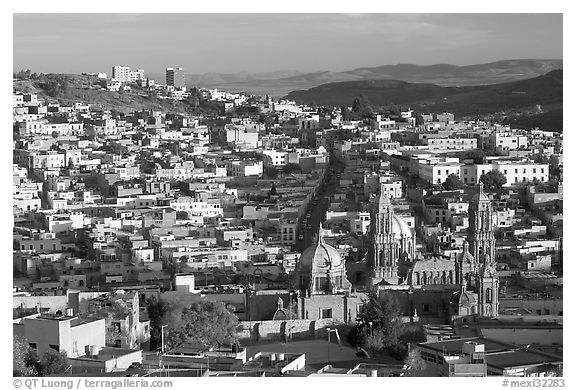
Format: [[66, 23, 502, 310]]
[[12, 74, 563, 376]]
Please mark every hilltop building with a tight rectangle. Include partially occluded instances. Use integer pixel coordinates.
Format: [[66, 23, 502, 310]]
[[166, 67, 186, 88]]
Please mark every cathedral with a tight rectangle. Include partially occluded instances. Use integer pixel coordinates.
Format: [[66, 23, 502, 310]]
[[293, 224, 367, 323], [370, 182, 499, 321], [369, 183, 417, 285]]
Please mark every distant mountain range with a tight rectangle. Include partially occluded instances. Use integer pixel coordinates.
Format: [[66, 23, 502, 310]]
[[148, 59, 562, 97], [286, 69, 563, 128]]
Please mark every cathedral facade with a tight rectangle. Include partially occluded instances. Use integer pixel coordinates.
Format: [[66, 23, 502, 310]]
[[371, 182, 499, 321], [370, 183, 417, 285]]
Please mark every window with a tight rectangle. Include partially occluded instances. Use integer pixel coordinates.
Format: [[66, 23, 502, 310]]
[[320, 308, 333, 319], [29, 343, 37, 349], [49, 344, 60, 351], [423, 304, 430, 312]]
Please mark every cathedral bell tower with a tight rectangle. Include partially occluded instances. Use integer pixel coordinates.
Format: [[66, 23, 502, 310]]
[[468, 182, 496, 266], [370, 183, 416, 285], [468, 182, 499, 317]]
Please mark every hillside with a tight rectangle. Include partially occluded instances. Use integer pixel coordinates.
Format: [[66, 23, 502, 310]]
[[286, 70, 563, 124], [13, 74, 220, 115]]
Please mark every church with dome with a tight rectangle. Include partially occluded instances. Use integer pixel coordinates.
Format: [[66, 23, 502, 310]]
[[295, 223, 352, 295], [293, 223, 366, 324]]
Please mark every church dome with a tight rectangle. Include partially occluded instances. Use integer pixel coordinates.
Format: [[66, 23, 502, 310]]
[[299, 236, 343, 271], [450, 285, 477, 308], [450, 290, 477, 308], [296, 224, 351, 294]]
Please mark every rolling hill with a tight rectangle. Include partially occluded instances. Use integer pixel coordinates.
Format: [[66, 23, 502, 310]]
[[174, 59, 562, 97], [286, 70, 563, 122]]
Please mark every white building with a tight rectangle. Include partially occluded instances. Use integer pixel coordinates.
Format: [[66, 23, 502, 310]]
[[226, 160, 263, 177], [460, 162, 549, 186]]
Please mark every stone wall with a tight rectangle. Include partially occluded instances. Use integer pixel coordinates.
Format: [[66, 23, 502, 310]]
[[237, 318, 339, 342]]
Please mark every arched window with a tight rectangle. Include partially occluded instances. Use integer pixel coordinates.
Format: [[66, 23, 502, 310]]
[[415, 272, 420, 285], [441, 271, 447, 285], [448, 271, 454, 284], [422, 272, 427, 285]]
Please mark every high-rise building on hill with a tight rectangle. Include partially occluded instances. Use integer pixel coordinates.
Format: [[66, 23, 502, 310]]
[[166, 67, 186, 88]]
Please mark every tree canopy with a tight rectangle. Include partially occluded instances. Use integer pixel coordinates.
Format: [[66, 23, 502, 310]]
[[348, 291, 428, 360], [442, 173, 464, 191], [13, 336, 34, 376], [14, 340, 71, 377], [147, 296, 239, 351], [480, 170, 507, 190]]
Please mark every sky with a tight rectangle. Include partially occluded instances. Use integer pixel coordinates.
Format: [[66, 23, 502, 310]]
[[13, 13, 562, 76]]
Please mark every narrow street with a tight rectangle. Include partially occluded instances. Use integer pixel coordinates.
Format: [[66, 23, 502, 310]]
[[294, 154, 346, 253]]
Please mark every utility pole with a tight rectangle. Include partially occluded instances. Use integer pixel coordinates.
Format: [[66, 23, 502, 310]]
[[326, 327, 340, 365], [160, 324, 168, 356]]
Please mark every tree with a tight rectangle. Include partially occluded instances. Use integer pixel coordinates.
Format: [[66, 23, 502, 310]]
[[355, 291, 403, 350], [13, 336, 34, 376], [340, 105, 353, 121], [363, 332, 385, 355], [549, 155, 562, 179], [282, 163, 302, 174], [351, 94, 374, 119], [399, 323, 427, 345], [147, 297, 238, 351], [38, 349, 70, 376], [268, 183, 277, 197], [442, 173, 463, 191], [166, 300, 239, 349], [404, 347, 427, 376], [480, 171, 507, 190], [264, 165, 278, 179]]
